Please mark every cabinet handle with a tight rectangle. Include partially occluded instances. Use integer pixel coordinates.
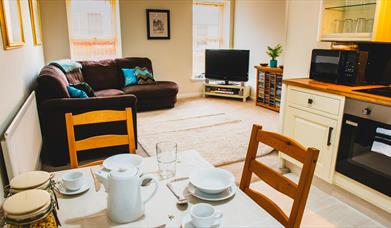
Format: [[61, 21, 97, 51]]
[[327, 127, 333, 146], [308, 98, 313, 104]]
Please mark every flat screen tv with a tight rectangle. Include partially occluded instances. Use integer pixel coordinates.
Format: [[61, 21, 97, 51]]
[[205, 49, 249, 82]]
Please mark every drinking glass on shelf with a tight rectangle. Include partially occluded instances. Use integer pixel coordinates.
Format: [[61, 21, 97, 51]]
[[343, 19, 354, 33], [331, 19, 343, 33], [366, 18, 374, 32], [356, 18, 367, 33], [156, 141, 177, 179]]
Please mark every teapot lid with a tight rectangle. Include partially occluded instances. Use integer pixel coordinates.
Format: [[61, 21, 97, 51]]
[[109, 167, 138, 180]]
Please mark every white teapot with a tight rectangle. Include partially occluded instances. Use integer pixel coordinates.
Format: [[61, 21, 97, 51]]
[[95, 167, 158, 224]]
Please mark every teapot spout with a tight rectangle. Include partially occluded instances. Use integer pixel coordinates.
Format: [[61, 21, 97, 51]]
[[95, 169, 109, 192]]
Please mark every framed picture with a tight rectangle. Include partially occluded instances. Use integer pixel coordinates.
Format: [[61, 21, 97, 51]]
[[0, 0, 24, 49], [146, 9, 170, 40], [28, 0, 42, 46]]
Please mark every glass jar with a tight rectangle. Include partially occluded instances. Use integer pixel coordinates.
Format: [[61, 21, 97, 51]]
[[1, 189, 60, 227], [5, 171, 59, 210]]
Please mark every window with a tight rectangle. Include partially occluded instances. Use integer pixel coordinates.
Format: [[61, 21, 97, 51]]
[[66, 0, 121, 60], [193, 1, 231, 79]]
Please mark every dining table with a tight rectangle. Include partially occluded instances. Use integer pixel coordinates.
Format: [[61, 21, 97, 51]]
[[53, 150, 280, 227]]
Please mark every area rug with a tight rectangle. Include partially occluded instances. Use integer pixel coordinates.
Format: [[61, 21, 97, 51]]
[[137, 98, 279, 166]]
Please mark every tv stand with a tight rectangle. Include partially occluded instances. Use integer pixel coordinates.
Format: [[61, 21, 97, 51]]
[[203, 79, 250, 102]]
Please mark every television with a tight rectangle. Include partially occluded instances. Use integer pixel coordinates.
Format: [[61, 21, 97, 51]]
[[205, 49, 249, 83]]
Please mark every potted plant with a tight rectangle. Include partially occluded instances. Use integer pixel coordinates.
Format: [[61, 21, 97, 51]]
[[266, 44, 283, 68]]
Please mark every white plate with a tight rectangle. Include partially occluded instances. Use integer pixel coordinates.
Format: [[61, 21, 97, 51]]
[[103, 154, 143, 171], [187, 182, 237, 202], [190, 168, 235, 194], [57, 181, 90, 196], [181, 213, 222, 228]]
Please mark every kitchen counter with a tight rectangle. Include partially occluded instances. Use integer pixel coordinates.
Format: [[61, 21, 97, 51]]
[[283, 78, 391, 107]]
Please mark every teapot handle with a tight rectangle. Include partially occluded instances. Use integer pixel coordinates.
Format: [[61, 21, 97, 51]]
[[140, 176, 159, 204]]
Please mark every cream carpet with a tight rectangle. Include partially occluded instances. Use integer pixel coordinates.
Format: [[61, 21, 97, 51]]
[[138, 97, 279, 166], [250, 173, 384, 228]]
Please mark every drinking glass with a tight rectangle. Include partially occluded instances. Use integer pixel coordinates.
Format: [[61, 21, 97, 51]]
[[366, 18, 374, 32], [156, 141, 177, 179], [356, 18, 367, 33], [343, 19, 354, 33]]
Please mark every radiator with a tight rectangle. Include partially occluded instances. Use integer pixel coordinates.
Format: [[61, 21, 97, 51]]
[[1, 91, 42, 180]]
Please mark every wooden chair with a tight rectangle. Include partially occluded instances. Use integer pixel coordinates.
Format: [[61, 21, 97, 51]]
[[240, 124, 319, 228], [65, 108, 136, 168]]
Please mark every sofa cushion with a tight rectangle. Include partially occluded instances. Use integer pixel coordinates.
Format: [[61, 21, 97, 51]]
[[70, 82, 95, 97], [67, 86, 88, 98], [121, 68, 138, 86], [134, 67, 155, 85], [80, 59, 122, 91], [95, 89, 125, 97], [122, 81, 178, 99]]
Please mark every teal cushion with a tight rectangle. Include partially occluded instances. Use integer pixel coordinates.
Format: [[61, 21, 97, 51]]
[[122, 68, 138, 86], [67, 85, 88, 98], [70, 82, 95, 97]]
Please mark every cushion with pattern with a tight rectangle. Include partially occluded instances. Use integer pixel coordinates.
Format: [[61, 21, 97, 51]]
[[70, 82, 95, 97], [134, 66, 155, 85]]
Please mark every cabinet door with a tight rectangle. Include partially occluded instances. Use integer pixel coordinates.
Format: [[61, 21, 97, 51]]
[[284, 107, 338, 182]]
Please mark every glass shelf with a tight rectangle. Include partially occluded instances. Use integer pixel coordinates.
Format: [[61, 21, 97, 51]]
[[324, 2, 376, 10]]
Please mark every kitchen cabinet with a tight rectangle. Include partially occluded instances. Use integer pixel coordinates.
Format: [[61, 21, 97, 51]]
[[280, 85, 345, 183], [319, 0, 391, 42]]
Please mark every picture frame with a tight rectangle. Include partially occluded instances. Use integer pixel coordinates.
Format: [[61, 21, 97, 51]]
[[28, 0, 42, 46], [146, 9, 170, 40], [0, 0, 24, 49]]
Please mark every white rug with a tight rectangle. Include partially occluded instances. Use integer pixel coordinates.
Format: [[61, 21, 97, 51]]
[[137, 98, 279, 166]]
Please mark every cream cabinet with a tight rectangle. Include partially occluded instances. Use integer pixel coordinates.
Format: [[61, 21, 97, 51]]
[[280, 86, 345, 183], [319, 0, 391, 42]]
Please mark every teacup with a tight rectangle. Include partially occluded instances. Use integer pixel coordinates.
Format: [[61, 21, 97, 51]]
[[190, 203, 223, 228], [62, 171, 83, 191]]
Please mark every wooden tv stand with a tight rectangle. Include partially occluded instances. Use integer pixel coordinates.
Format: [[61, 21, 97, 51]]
[[203, 80, 250, 102]]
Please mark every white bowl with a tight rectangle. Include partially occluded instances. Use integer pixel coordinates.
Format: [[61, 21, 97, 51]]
[[190, 168, 235, 194], [103, 154, 143, 171]]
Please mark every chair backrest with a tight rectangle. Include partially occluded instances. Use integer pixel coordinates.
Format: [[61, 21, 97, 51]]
[[240, 124, 319, 228], [65, 108, 136, 168]]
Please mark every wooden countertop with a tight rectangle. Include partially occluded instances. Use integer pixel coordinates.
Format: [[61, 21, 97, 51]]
[[283, 78, 391, 107]]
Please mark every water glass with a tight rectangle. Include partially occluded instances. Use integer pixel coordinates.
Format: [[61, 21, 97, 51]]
[[343, 19, 354, 33], [156, 141, 177, 179], [356, 18, 367, 33]]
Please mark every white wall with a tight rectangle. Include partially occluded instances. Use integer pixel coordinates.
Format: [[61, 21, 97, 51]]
[[283, 0, 330, 79], [40, 0, 71, 62], [233, 0, 287, 97], [120, 0, 202, 97], [0, 0, 45, 200]]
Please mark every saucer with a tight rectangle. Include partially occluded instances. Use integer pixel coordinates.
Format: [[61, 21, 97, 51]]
[[181, 213, 222, 228], [57, 181, 90, 196], [187, 183, 237, 202]]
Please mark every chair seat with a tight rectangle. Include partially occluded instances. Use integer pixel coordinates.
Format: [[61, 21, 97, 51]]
[[122, 81, 178, 99]]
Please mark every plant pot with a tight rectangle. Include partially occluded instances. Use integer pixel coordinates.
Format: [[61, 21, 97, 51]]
[[269, 59, 278, 68]]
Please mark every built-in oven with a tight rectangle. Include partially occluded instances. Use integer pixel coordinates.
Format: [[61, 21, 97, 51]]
[[336, 98, 391, 196]]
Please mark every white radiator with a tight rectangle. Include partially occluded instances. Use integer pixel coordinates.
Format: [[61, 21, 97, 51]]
[[1, 91, 42, 180]]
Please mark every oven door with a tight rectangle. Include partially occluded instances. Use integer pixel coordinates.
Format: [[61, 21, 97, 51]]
[[310, 49, 344, 83], [336, 114, 391, 196]]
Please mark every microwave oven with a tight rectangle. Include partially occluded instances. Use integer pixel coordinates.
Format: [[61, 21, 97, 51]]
[[309, 49, 368, 85]]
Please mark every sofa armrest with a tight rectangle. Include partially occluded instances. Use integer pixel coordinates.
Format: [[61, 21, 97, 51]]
[[40, 94, 137, 113]]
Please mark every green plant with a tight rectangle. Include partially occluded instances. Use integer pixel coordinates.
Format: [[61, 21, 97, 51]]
[[266, 44, 283, 60]]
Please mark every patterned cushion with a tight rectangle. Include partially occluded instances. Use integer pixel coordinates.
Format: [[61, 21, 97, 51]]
[[134, 66, 155, 85], [121, 68, 138, 86], [67, 86, 88, 98], [70, 82, 95, 97]]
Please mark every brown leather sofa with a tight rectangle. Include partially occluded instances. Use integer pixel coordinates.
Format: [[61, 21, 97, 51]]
[[36, 57, 178, 166]]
